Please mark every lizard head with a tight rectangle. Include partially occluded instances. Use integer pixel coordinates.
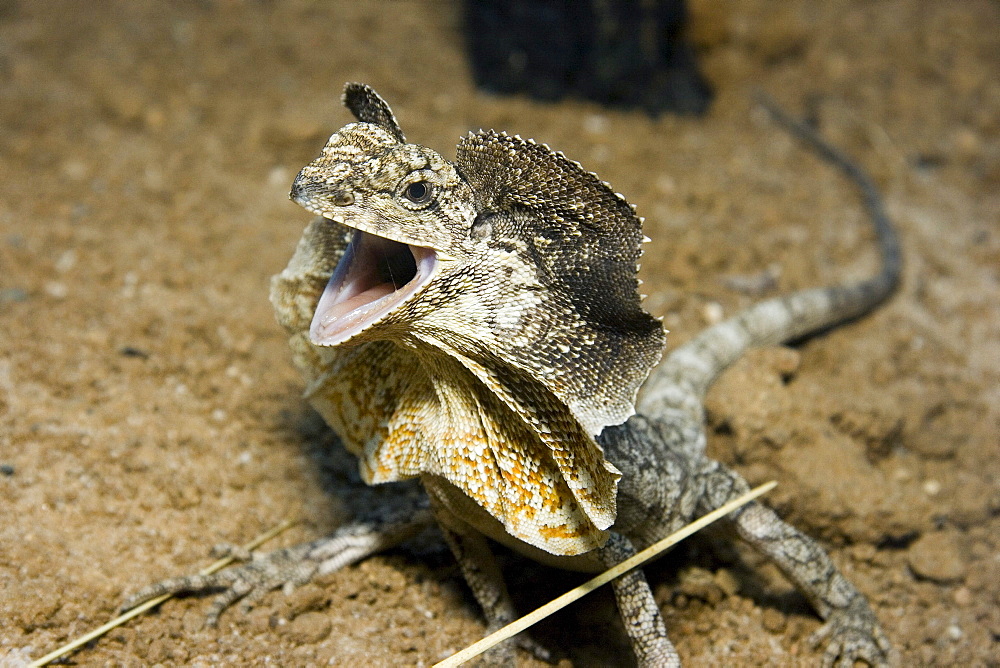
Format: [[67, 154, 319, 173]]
[[288, 85, 473, 349], [290, 83, 665, 437]]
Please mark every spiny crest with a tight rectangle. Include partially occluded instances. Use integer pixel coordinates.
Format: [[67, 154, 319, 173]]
[[342, 82, 405, 143]]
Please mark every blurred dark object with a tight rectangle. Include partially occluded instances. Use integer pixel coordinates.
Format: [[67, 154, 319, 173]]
[[464, 0, 712, 116]]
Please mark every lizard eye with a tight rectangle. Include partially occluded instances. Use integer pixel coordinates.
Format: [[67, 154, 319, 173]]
[[403, 180, 434, 205]]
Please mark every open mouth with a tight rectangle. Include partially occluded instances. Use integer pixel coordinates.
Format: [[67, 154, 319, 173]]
[[309, 227, 437, 346]]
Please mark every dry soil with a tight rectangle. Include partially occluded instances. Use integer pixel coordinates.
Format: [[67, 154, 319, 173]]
[[1, 1, 998, 666]]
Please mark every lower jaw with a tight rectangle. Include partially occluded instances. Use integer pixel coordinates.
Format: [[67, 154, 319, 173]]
[[309, 230, 436, 346]]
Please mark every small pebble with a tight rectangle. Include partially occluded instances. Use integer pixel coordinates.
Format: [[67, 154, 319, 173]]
[[55, 249, 77, 273], [268, 165, 291, 188], [61, 159, 89, 181], [713, 568, 740, 596], [703, 301, 724, 324], [286, 584, 328, 618], [583, 114, 608, 135], [852, 543, 877, 563], [951, 127, 981, 161], [44, 281, 68, 298], [762, 608, 787, 633], [278, 611, 332, 644], [907, 530, 967, 583]]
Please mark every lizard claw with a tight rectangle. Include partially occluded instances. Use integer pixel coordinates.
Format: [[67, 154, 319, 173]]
[[121, 539, 323, 626], [122, 507, 433, 625], [810, 604, 896, 668]]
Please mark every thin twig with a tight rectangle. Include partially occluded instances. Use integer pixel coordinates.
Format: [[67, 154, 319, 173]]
[[434, 481, 777, 668], [28, 519, 296, 668]]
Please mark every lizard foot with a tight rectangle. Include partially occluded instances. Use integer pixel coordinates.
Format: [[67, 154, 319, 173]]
[[479, 627, 552, 666], [121, 507, 433, 626], [810, 604, 896, 668], [470, 628, 550, 667]]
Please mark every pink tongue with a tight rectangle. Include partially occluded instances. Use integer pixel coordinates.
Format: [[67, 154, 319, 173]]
[[318, 283, 395, 325]]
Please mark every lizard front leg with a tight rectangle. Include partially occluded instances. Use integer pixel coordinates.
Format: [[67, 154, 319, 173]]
[[697, 460, 895, 667], [597, 533, 681, 667], [427, 475, 681, 667], [424, 482, 531, 666], [122, 491, 432, 624]]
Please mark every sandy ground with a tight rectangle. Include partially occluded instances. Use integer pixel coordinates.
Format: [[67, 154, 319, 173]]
[[1, 1, 998, 666]]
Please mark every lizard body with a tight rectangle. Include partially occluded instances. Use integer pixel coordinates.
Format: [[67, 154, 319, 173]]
[[125, 84, 898, 666]]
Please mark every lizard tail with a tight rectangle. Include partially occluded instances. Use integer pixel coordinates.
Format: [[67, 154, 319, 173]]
[[637, 95, 902, 417]]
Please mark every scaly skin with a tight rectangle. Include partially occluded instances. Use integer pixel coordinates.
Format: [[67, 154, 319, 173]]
[[124, 84, 898, 666]]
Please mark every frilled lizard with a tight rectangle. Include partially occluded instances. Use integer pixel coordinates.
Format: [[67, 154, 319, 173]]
[[125, 83, 899, 666]]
